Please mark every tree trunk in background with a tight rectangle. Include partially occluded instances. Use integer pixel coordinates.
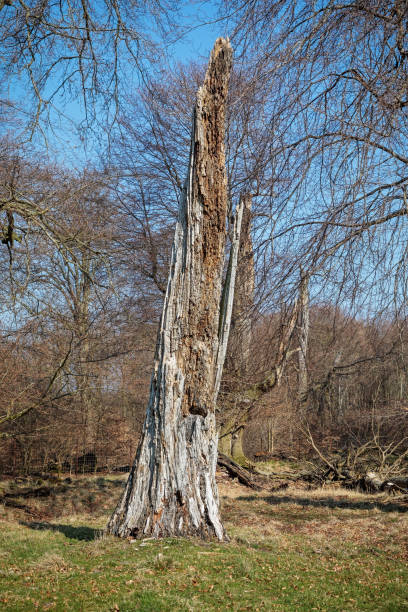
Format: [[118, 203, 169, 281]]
[[75, 252, 92, 462], [107, 38, 233, 541], [227, 194, 254, 379], [218, 431, 232, 455], [297, 273, 309, 401], [215, 196, 245, 395], [219, 195, 254, 461], [231, 426, 245, 462]]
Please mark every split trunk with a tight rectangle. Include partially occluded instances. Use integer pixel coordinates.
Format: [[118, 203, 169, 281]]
[[226, 194, 254, 380], [107, 39, 233, 541]]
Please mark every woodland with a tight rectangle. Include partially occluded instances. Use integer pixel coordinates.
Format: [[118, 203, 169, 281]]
[[0, 2, 408, 600]]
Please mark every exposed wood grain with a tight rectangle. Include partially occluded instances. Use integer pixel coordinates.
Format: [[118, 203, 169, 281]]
[[107, 38, 233, 541]]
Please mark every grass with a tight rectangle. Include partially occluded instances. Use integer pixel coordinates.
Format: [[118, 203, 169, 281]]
[[253, 458, 304, 475], [0, 473, 407, 611]]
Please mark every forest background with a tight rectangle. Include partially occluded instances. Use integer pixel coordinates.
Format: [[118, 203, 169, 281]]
[[1, 0, 408, 481]]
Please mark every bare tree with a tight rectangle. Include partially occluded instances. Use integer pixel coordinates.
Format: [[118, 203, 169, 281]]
[[218, 2, 408, 405], [223, 0, 408, 299], [0, 0, 180, 141]]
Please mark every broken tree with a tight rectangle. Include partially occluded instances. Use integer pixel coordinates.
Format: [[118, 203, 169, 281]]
[[228, 194, 255, 379], [107, 39, 233, 540], [219, 194, 255, 460]]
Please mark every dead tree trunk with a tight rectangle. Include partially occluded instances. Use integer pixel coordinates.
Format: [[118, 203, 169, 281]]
[[227, 194, 254, 379], [107, 39, 233, 541], [219, 194, 254, 460], [215, 196, 245, 397]]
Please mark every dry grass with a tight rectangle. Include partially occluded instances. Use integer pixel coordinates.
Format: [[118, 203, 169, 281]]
[[34, 552, 69, 572], [218, 477, 408, 562], [0, 471, 407, 610]]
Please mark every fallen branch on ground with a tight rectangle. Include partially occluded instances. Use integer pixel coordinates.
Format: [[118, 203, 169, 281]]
[[217, 453, 262, 490]]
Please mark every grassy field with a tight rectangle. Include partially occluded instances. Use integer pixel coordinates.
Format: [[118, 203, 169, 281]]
[[0, 471, 407, 611]]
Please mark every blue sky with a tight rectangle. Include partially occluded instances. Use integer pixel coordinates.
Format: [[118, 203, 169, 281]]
[[169, 2, 228, 61], [2, 2, 227, 168]]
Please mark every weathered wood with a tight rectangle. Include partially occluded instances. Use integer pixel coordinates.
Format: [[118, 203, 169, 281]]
[[107, 39, 233, 541], [217, 195, 253, 462], [361, 472, 408, 493], [226, 194, 254, 379], [217, 452, 261, 490], [215, 196, 245, 397]]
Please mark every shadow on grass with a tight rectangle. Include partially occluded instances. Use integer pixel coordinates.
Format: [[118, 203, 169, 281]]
[[21, 521, 101, 540], [94, 477, 127, 488], [238, 494, 408, 514]]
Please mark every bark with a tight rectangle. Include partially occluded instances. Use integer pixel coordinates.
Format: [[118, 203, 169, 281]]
[[218, 423, 233, 455], [231, 426, 245, 462], [217, 195, 253, 462], [361, 472, 408, 493], [217, 453, 261, 490], [297, 273, 309, 401], [217, 454, 292, 492], [215, 195, 245, 397], [107, 39, 233, 541], [227, 194, 254, 379], [218, 412, 250, 462]]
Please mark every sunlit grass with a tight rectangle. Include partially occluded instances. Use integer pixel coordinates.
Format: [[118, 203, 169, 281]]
[[0, 476, 407, 611]]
